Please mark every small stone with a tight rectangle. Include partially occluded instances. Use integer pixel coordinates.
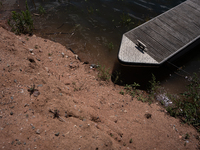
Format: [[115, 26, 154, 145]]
[[33, 90, 40, 97], [29, 49, 33, 53], [37, 84, 43, 87], [24, 142, 26, 145], [36, 129, 40, 134], [10, 112, 13, 115], [36, 58, 40, 61], [11, 96, 13, 100], [65, 113, 67, 118], [14, 79, 17, 83], [0, 115, 2, 118], [45, 67, 49, 72], [32, 126, 35, 130], [124, 110, 127, 113], [55, 132, 59, 136], [24, 104, 29, 107]]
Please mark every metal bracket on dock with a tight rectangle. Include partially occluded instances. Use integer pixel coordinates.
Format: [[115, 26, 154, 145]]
[[136, 40, 147, 52]]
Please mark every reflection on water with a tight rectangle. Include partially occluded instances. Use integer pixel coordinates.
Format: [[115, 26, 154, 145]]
[[28, 0, 200, 93]]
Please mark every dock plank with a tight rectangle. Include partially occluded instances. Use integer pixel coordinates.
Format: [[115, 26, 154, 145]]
[[153, 18, 190, 44], [179, 3, 200, 28], [139, 24, 177, 53], [147, 21, 184, 49], [185, 0, 200, 11], [166, 10, 200, 37], [190, 0, 200, 6], [170, 4, 200, 30], [158, 12, 195, 40]]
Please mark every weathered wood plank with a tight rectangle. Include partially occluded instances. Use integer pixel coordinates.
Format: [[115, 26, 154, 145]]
[[190, 0, 200, 6], [158, 12, 196, 40], [171, 4, 200, 30], [147, 21, 184, 49], [139, 24, 177, 53], [185, 0, 200, 11], [180, 3, 200, 28], [182, 2, 200, 18], [166, 10, 200, 38], [153, 18, 190, 44]]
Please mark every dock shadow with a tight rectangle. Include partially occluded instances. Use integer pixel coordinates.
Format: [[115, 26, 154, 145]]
[[112, 43, 200, 90], [111, 59, 176, 90]]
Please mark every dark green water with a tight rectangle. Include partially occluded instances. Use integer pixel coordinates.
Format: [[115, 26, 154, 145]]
[[27, 0, 200, 93]]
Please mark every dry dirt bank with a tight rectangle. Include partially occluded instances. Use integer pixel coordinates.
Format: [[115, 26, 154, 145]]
[[0, 22, 199, 149]]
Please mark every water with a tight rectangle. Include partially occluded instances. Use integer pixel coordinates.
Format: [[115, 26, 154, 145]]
[[28, 0, 185, 67], [17, 0, 200, 93]]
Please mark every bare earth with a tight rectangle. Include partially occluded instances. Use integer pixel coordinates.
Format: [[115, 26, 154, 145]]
[[0, 0, 200, 148], [0, 25, 199, 150]]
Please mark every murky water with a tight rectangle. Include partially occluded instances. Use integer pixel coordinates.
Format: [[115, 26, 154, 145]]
[[28, 0, 186, 67], [4, 0, 200, 93]]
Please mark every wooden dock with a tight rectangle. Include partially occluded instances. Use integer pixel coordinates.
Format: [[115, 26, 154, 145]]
[[118, 0, 200, 66]]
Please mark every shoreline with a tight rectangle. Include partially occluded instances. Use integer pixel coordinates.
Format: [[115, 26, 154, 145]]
[[0, 2, 199, 149]]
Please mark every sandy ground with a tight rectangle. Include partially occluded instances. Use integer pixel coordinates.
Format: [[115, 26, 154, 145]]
[[0, 26, 199, 150], [0, 1, 200, 149]]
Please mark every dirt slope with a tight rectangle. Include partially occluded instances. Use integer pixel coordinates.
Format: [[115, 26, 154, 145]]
[[0, 27, 199, 150]]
